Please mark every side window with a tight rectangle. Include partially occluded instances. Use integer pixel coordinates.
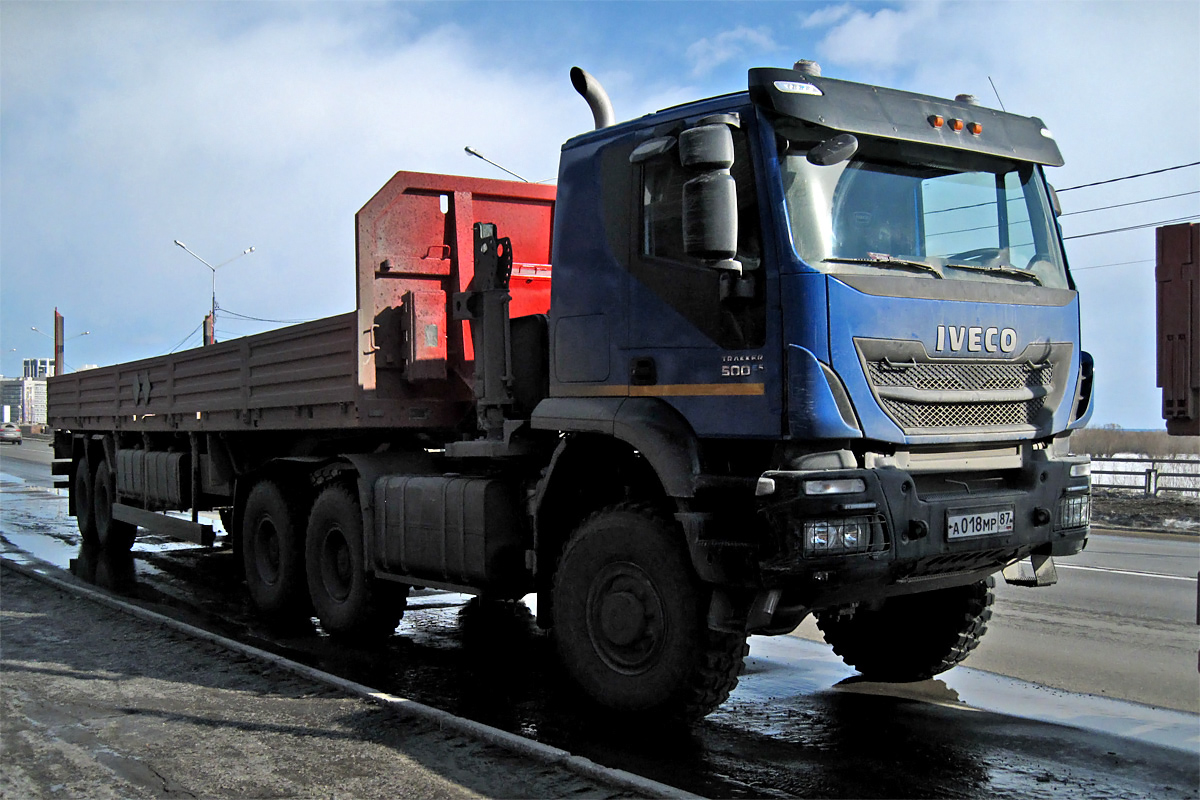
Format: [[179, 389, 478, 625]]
[[632, 124, 764, 349], [642, 158, 689, 262], [1004, 170, 1037, 268]]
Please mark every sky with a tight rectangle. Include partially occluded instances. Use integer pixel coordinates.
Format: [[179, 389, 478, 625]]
[[2, 0, 1198, 430]]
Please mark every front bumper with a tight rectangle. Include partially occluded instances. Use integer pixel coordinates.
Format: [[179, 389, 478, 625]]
[[752, 453, 1090, 607]]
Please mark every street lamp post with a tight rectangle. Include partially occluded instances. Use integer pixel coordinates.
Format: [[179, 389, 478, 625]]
[[30, 325, 89, 375], [174, 240, 255, 344]]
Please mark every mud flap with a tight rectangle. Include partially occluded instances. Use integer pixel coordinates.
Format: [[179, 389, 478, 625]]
[[1002, 553, 1058, 587]]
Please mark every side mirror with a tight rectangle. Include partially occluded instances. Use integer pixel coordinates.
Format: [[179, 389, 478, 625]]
[[1047, 184, 1063, 217], [679, 124, 734, 169], [683, 172, 738, 262], [679, 123, 739, 266], [806, 133, 858, 166]]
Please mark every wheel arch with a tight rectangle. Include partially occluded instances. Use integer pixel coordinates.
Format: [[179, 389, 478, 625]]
[[529, 398, 704, 628]]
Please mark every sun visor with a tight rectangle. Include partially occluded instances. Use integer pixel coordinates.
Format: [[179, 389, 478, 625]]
[[748, 67, 1064, 167]]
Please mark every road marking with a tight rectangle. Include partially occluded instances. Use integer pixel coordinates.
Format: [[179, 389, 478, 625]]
[[1056, 563, 1197, 582]]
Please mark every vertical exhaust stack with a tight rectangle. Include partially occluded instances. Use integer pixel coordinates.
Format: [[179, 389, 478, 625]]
[[570, 67, 614, 130]]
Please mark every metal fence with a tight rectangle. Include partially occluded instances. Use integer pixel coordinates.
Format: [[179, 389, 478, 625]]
[[1090, 456, 1200, 497]]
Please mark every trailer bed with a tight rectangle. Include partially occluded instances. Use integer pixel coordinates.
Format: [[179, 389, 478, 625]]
[[48, 172, 556, 435]]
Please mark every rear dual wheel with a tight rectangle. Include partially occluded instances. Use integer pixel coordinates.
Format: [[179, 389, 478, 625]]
[[75, 456, 135, 552], [242, 480, 310, 621], [93, 459, 136, 552], [74, 459, 98, 547], [305, 484, 407, 640]]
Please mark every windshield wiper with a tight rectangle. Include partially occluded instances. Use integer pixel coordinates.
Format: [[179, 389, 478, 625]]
[[944, 261, 1043, 285], [823, 255, 944, 279]]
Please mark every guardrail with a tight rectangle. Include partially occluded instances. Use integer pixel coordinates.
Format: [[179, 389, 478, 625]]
[[1090, 456, 1200, 497]]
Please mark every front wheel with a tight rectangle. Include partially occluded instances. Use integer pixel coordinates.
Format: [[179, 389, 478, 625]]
[[305, 484, 407, 640], [552, 504, 747, 721], [816, 576, 995, 681]]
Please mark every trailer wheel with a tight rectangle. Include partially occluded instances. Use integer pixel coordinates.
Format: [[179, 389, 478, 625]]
[[242, 480, 309, 620], [93, 458, 136, 552], [815, 576, 995, 681], [74, 458, 99, 547], [306, 484, 407, 640], [552, 504, 748, 721]]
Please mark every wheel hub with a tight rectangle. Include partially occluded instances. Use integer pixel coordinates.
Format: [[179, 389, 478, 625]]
[[586, 562, 664, 675], [599, 590, 647, 646]]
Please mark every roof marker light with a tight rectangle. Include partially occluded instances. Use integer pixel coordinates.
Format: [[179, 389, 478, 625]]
[[929, 114, 945, 128], [949, 118, 964, 132], [967, 122, 983, 135]]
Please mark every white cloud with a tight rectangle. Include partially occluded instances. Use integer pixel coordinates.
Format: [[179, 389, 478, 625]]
[[686, 26, 777, 77], [800, 4, 855, 29], [813, 3, 940, 69], [1, 5, 586, 365]]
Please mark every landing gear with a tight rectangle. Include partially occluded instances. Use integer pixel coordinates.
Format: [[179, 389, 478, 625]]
[[242, 480, 309, 620], [816, 576, 995, 681], [552, 504, 747, 721], [305, 484, 407, 640]]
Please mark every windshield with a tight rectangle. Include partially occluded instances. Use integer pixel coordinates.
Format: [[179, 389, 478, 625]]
[[777, 128, 1069, 289]]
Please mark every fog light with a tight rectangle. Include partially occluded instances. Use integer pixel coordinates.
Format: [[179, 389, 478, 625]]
[[804, 477, 866, 496], [803, 517, 872, 554], [1056, 494, 1090, 529]]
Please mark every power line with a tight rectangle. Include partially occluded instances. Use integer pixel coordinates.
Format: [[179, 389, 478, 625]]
[[220, 308, 320, 324], [1057, 161, 1200, 192], [1071, 258, 1155, 272], [166, 321, 204, 354], [1062, 214, 1200, 240], [1060, 190, 1200, 217]]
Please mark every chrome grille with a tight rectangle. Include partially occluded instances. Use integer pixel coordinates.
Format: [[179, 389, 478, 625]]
[[881, 396, 1046, 429], [866, 360, 1053, 392], [854, 338, 1072, 434]]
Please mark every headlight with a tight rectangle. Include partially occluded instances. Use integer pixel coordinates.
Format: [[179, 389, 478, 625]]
[[803, 477, 866, 496], [1070, 461, 1090, 478]]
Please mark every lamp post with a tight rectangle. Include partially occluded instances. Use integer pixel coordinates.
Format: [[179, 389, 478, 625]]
[[30, 325, 89, 375], [174, 240, 255, 344]]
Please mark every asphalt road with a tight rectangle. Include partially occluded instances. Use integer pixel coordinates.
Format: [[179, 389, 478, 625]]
[[2, 441, 1196, 798]]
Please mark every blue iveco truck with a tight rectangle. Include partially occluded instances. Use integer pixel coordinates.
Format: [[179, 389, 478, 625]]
[[50, 61, 1093, 722]]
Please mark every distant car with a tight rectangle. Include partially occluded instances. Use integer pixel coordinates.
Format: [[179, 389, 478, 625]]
[[1, 423, 21, 445]]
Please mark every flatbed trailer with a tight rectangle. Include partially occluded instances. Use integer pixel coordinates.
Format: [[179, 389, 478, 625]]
[[49, 62, 1093, 723]]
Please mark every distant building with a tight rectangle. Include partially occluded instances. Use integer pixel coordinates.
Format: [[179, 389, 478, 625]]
[[23, 358, 55, 379], [0, 376, 48, 425]]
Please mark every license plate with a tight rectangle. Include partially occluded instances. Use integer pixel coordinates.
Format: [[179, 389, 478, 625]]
[[946, 506, 1014, 539]]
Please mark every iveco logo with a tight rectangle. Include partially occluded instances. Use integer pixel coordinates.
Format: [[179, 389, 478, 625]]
[[936, 325, 1018, 353]]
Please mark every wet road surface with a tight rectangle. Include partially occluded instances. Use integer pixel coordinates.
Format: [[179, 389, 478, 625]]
[[2, 448, 1197, 799]]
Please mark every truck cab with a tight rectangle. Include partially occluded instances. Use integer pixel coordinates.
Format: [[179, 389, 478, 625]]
[[535, 63, 1091, 648]]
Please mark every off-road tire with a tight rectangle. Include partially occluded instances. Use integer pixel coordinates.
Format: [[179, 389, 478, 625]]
[[93, 458, 136, 552], [306, 484, 407, 640], [552, 503, 747, 722], [74, 458, 98, 547], [242, 479, 310, 620], [815, 576, 995, 681]]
